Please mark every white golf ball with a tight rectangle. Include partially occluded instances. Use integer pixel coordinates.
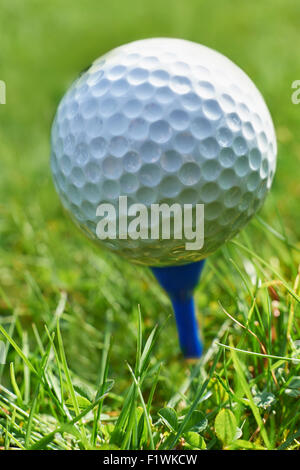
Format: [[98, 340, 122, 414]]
[[51, 38, 277, 266]]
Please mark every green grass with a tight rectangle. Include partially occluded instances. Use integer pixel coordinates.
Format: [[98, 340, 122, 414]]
[[0, 0, 300, 450]]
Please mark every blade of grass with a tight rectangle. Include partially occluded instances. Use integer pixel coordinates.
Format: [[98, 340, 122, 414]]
[[255, 216, 300, 253], [91, 332, 111, 446], [25, 339, 53, 447], [217, 342, 300, 363], [127, 362, 154, 449], [0, 319, 15, 382], [0, 323, 37, 375], [229, 339, 271, 449], [9, 362, 23, 404], [22, 331, 30, 404], [56, 317, 88, 446]]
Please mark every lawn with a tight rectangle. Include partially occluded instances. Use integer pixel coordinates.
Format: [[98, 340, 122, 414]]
[[0, 0, 299, 450]]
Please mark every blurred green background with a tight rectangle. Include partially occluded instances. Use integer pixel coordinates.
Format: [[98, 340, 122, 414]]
[[0, 0, 300, 387]]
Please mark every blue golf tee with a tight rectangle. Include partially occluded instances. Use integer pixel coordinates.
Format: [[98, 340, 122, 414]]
[[151, 260, 206, 358]]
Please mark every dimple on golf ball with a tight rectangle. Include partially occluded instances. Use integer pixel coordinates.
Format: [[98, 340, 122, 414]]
[[50, 38, 277, 266]]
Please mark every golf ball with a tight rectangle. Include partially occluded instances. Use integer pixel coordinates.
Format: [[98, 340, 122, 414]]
[[51, 38, 277, 266]]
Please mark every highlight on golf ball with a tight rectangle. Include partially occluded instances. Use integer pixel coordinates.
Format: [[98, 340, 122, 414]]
[[51, 38, 277, 266]]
